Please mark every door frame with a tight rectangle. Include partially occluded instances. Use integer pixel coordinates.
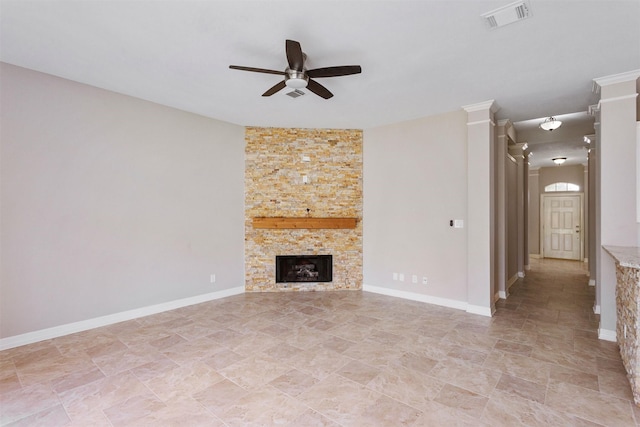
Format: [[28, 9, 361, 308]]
[[540, 192, 584, 260]]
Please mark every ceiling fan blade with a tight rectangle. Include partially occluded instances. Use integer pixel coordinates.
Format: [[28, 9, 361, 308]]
[[262, 80, 286, 97], [285, 39, 304, 71], [307, 79, 333, 99], [307, 65, 362, 78], [229, 65, 285, 76]]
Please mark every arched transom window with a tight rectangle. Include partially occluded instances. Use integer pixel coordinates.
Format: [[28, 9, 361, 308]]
[[544, 182, 580, 192]]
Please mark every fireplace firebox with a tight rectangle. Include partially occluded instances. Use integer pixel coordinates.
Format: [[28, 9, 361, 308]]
[[275, 255, 332, 283]]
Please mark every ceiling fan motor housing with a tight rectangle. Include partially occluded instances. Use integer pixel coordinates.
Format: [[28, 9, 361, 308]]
[[285, 68, 309, 88]]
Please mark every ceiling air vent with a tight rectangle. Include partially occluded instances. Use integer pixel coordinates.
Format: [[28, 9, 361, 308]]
[[481, 1, 531, 29], [286, 89, 305, 98]]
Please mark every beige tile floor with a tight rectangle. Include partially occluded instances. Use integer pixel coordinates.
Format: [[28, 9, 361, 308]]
[[1, 258, 638, 426]]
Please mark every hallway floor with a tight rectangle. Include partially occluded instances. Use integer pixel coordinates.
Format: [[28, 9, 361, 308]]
[[0, 258, 637, 426]]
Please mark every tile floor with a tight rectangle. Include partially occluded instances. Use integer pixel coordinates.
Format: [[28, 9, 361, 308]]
[[1, 258, 638, 426]]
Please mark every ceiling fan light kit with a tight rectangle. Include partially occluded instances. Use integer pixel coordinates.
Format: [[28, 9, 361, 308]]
[[284, 70, 308, 88], [229, 39, 362, 99]]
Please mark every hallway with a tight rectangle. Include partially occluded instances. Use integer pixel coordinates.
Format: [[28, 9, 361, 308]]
[[492, 257, 636, 424]]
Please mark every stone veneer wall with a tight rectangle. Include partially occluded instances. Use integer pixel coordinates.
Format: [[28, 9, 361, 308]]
[[244, 127, 363, 292], [616, 263, 640, 405]]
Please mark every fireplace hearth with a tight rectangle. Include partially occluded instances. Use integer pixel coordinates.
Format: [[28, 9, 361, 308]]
[[276, 255, 332, 283]]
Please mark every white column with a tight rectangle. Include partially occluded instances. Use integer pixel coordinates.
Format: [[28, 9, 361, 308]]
[[594, 70, 640, 340], [523, 150, 530, 271], [495, 120, 508, 299], [464, 100, 498, 316], [509, 143, 527, 278]]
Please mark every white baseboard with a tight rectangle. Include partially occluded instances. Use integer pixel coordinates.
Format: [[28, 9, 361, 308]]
[[517, 271, 525, 278], [598, 328, 616, 342], [493, 292, 500, 303], [589, 279, 596, 287], [466, 304, 494, 317], [363, 284, 468, 312], [498, 290, 508, 300], [507, 274, 518, 289], [367, 286, 493, 317], [593, 304, 601, 314], [0, 286, 245, 351]]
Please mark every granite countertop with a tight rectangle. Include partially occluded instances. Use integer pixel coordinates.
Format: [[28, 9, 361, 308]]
[[603, 246, 640, 269]]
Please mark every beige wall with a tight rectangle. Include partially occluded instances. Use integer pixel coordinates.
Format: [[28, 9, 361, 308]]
[[0, 63, 246, 338], [538, 164, 585, 191], [363, 110, 469, 304], [244, 127, 363, 292]]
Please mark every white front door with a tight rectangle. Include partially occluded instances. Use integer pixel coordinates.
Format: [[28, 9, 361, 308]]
[[542, 194, 582, 260]]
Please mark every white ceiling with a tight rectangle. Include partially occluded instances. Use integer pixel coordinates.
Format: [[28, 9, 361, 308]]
[[1, 1, 639, 166]]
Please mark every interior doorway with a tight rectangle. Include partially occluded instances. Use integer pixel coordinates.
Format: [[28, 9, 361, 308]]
[[541, 193, 584, 260]]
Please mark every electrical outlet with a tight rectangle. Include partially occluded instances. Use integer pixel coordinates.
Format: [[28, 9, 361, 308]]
[[393, 272, 398, 281], [210, 274, 216, 283], [412, 275, 418, 284], [422, 276, 428, 285], [399, 273, 405, 282]]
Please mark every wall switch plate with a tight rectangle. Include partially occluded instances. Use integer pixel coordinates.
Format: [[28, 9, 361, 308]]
[[422, 276, 428, 285], [412, 275, 418, 283], [399, 273, 405, 282], [393, 272, 398, 281], [210, 274, 216, 283], [454, 219, 464, 228]]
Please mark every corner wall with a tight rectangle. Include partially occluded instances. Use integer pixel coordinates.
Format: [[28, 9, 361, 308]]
[[0, 63, 246, 340], [244, 128, 363, 292]]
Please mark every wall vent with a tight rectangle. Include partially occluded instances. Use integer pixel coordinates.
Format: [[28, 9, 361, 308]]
[[286, 89, 305, 98], [481, 1, 531, 29]]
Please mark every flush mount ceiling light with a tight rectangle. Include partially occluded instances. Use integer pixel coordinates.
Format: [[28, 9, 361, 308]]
[[552, 157, 567, 165], [540, 117, 562, 131]]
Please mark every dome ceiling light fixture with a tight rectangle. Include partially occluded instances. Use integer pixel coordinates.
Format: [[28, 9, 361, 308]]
[[552, 157, 567, 165], [539, 116, 562, 131]]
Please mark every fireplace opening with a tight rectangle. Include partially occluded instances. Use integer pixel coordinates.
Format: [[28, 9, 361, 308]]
[[276, 255, 332, 283]]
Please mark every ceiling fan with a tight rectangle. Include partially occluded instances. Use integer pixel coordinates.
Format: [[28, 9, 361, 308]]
[[229, 39, 362, 99]]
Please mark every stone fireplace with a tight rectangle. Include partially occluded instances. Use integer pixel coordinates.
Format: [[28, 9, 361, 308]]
[[244, 127, 362, 292]]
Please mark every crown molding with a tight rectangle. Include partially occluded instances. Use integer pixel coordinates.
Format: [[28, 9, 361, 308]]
[[462, 99, 499, 113], [593, 69, 640, 92]]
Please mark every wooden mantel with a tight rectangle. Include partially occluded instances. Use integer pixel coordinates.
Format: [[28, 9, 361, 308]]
[[253, 217, 357, 229]]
